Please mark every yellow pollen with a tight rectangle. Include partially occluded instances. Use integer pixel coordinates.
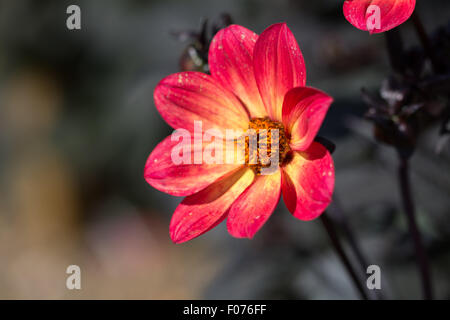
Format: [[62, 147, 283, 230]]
[[242, 117, 291, 175]]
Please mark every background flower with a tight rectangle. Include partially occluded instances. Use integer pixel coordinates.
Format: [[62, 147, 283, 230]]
[[343, 0, 416, 34]]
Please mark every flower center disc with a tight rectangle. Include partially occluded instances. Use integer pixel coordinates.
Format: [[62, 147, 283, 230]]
[[245, 117, 290, 175]]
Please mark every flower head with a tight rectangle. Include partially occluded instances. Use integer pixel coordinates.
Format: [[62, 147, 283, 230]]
[[343, 0, 416, 34], [145, 23, 334, 243]]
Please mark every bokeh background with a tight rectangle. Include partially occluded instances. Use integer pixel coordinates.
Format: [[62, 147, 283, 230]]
[[0, 0, 449, 299]]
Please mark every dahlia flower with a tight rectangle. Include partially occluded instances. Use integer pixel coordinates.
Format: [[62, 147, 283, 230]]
[[145, 23, 334, 243], [343, 0, 416, 34]]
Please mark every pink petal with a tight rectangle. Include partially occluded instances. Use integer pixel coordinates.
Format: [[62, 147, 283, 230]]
[[343, 0, 416, 34], [170, 168, 255, 244], [154, 72, 249, 133], [209, 25, 267, 118], [144, 135, 241, 196], [281, 143, 334, 221], [253, 23, 306, 121], [227, 169, 281, 239], [282, 87, 333, 152]]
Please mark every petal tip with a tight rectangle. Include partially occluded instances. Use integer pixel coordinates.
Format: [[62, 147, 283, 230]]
[[169, 220, 188, 244], [170, 233, 186, 244]]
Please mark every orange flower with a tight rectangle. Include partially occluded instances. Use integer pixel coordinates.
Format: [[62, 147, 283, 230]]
[[145, 24, 334, 243]]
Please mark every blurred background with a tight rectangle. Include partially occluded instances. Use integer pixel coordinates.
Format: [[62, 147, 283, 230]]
[[0, 0, 449, 299]]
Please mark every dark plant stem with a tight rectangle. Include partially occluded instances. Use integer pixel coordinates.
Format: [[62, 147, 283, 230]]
[[332, 197, 369, 272], [330, 198, 385, 300], [321, 212, 369, 300], [411, 11, 440, 72], [385, 29, 405, 73], [398, 157, 433, 300]]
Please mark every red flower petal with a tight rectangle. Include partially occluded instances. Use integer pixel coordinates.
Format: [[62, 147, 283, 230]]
[[144, 135, 241, 196], [209, 25, 267, 118], [343, 0, 416, 34], [154, 72, 249, 133], [282, 87, 333, 152], [281, 143, 334, 221], [253, 23, 306, 121], [227, 169, 281, 239], [170, 168, 255, 244]]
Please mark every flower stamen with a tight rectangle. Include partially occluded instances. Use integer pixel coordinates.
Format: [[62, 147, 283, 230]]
[[242, 117, 291, 175]]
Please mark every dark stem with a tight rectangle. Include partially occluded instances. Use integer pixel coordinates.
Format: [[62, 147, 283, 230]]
[[330, 198, 385, 300], [321, 212, 369, 300], [411, 11, 440, 72], [332, 197, 369, 271], [385, 29, 405, 73], [398, 157, 433, 300]]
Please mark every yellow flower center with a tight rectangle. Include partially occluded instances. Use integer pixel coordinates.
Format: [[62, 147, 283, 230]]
[[244, 117, 291, 175]]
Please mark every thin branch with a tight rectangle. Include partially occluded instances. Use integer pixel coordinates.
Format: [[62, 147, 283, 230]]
[[411, 11, 440, 73], [320, 212, 369, 300], [384, 29, 405, 73], [330, 197, 386, 300], [398, 157, 433, 300]]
